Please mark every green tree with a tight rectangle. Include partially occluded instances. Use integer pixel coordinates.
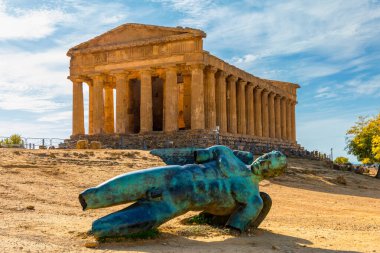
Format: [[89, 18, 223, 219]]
[[0, 134, 23, 147], [334, 156, 349, 164], [346, 113, 380, 178], [9, 134, 22, 145]]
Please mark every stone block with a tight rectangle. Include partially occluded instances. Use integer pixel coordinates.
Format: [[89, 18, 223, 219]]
[[76, 140, 88, 149], [90, 141, 102, 149]]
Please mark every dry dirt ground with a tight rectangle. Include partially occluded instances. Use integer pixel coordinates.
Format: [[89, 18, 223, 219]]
[[0, 148, 379, 253]]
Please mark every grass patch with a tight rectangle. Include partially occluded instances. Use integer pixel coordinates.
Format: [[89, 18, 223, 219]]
[[184, 214, 212, 225]]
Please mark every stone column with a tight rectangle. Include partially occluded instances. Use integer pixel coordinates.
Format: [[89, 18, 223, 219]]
[[281, 97, 287, 140], [140, 69, 153, 133], [254, 87, 263, 137], [86, 80, 94, 135], [216, 71, 227, 133], [91, 74, 105, 134], [183, 74, 191, 129], [205, 66, 217, 130], [163, 66, 178, 132], [286, 99, 292, 141], [71, 77, 85, 135], [261, 90, 269, 138], [227, 75, 237, 134], [104, 84, 114, 134], [190, 64, 205, 129], [268, 92, 276, 139], [274, 95, 281, 139], [246, 84, 254, 135], [291, 101, 296, 142], [114, 72, 129, 134], [237, 80, 247, 135]]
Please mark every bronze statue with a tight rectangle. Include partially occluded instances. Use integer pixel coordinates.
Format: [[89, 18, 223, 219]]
[[79, 145, 287, 238]]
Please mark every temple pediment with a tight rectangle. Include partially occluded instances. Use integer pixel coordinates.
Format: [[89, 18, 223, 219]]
[[68, 23, 206, 56]]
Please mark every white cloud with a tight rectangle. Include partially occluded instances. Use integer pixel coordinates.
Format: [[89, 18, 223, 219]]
[[0, 120, 70, 139], [0, 92, 64, 113], [37, 111, 71, 122], [346, 75, 380, 96], [0, 48, 70, 112], [232, 54, 259, 65], [155, 0, 380, 85], [207, 1, 380, 59], [0, 0, 67, 40], [317, 87, 330, 94], [314, 86, 337, 99], [151, 0, 215, 27]]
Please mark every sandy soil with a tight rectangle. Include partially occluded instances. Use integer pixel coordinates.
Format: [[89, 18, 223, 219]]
[[0, 148, 379, 253]]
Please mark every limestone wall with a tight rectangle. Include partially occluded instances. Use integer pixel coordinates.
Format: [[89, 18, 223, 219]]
[[66, 130, 309, 158]]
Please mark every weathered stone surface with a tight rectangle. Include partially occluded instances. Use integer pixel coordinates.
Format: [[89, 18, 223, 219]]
[[89, 141, 102, 149], [76, 140, 88, 149], [67, 130, 320, 160]]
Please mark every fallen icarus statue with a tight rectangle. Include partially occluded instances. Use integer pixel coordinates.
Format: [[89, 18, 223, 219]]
[[79, 145, 287, 238]]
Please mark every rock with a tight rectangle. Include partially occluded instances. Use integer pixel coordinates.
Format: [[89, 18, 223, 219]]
[[84, 241, 99, 248], [272, 245, 279, 250], [26, 205, 35, 210], [335, 175, 347, 185], [89, 141, 102, 149], [76, 140, 88, 149]]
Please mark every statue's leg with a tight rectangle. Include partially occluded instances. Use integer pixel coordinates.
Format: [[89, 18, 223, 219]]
[[250, 192, 272, 229], [91, 200, 179, 239], [198, 192, 271, 229]]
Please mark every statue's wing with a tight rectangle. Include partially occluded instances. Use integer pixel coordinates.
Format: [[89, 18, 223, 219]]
[[150, 147, 254, 165], [150, 147, 197, 165]]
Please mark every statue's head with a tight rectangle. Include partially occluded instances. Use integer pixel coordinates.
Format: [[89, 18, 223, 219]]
[[251, 151, 287, 180]]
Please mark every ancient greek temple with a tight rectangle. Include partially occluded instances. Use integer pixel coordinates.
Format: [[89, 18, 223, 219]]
[[67, 24, 300, 150]]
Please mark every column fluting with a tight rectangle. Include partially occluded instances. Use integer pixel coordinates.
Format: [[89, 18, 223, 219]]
[[246, 84, 254, 135], [104, 84, 114, 134], [274, 95, 281, 139], [205, 66, 217, 130], [254, 87, 263, 137], [163, 66, 178, 132], [216, 71, 227, 133], [140, 69, 153, 133], [71, 78, 85, 135], [268, 92, 276, 139], [190, 64, 205, 129], [237, 80, 247, 134], [281, 97, 287, 140], [114, 72, 129, 134], [227, 75, 238, 134], [91, 74, 105, 134]]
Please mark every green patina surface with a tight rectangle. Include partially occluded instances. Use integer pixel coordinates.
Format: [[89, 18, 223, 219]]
[[79, 145, 287, 239]]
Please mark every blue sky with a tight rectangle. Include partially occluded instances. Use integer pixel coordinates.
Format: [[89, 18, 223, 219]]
[[0, 0, 379, 161]]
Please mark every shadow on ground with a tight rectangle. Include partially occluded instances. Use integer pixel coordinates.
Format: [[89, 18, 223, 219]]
[[93, 229, 360, 253]]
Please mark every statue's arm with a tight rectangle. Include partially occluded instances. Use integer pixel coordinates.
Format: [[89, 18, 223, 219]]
[[226, 188, 263, 232]]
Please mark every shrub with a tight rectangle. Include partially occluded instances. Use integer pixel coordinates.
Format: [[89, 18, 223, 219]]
[[334, 156, 349, 164], [0, 134, 22, 147]]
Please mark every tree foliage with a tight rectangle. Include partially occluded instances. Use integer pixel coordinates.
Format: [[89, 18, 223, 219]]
[[346, 113, 380, 178], [0, 134, 23, 146], [334, 156, 349, 164], [372, 135, 380, 162], [346, 113, 380, 164]]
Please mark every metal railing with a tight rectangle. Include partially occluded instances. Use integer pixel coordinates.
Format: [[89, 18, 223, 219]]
[[0, 136, 65, 149]]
